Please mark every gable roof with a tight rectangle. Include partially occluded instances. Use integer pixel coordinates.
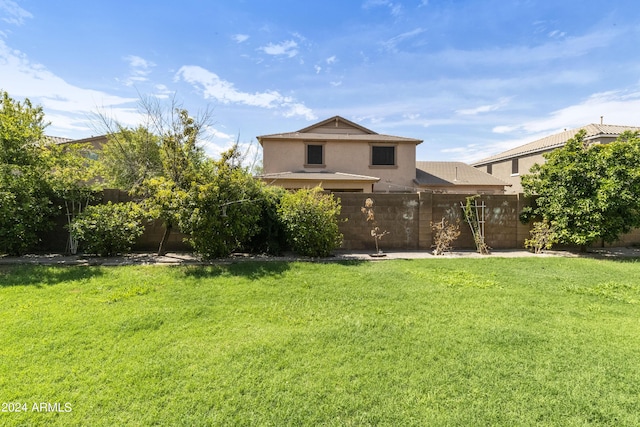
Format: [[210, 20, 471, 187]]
[[472, 124, 640, 166], [257, 115, 422, 145], [415, 161, 508, 187], [297, 115, 377, 135]]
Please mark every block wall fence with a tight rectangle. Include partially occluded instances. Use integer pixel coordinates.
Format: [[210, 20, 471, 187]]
[[336, 192, 533, 252], [36, 190, 640, 254]]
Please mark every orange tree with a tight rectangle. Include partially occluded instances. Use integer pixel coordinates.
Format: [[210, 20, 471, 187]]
[[521, 130, 640, 250]]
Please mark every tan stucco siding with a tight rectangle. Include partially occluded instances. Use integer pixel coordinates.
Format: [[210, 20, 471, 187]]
[[370, 142, 416, 192], [482, 152, 546, 193], [262, 139, 417, 192], [262, 140, 306, 173]]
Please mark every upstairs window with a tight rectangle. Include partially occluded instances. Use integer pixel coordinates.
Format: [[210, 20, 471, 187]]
[[511, 158, 519, 175], [306, 144, 324, 166], [486, 164, 492, 175], [371, 146, 396, 166]]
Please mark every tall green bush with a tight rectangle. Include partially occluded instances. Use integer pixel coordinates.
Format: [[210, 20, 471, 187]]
[[0, 168, 55, 255], [69, 202, 145, 256], [0, 91, 54, 255], [277, 187, 343, 257], [243, 185, 288, 255], [178, 154, 263, 259]]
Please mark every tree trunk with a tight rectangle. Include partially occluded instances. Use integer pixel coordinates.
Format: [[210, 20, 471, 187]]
[[158, 223, 172, 256]]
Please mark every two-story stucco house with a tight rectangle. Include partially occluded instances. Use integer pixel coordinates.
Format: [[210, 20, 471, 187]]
[[257, 116, 423, 193], [472, 123, 640, 194], [258, 115, 509, 194]]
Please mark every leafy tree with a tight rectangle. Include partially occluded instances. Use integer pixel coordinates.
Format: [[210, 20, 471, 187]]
[[99, 125, 162, 190], [277, 187, 343, 257], [178, 147, 263, 258], [0, 91, 54, 255], [46, 141, 101, 253], [521, 130, 640, 249], [97, 97, 210, 255], [0, 91, 47, 167]]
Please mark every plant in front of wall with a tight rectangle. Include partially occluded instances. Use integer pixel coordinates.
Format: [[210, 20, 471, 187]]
[[524, 220, 557, 254], [461, 195, 490, 255], [361, 197, 389, 256], [431, 217, 461, 255]]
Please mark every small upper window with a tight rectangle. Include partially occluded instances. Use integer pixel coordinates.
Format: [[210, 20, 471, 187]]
[[511, 158, 519, 175], [306, 144, 323, 165], [371, 146, 395, 166], [486, 164, 492, 175]]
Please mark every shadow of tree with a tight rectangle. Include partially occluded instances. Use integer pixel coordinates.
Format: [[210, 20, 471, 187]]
[[181, 261, 293, 280], [0, 265, 105, 287], [180, 259, 368, 280]]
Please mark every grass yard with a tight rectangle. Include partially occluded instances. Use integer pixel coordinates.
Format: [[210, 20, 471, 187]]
[[1, 257, 640, 426]]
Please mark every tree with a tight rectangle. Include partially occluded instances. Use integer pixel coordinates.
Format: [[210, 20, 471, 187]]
[[97, 96, 211, 255], [0, 91, 47, 167], [98, 125, 162, 190], [0, 91, 55, 255], [47, 141, 100, 253], [521, 130, 640, 250], [178, 147, 263, 258]]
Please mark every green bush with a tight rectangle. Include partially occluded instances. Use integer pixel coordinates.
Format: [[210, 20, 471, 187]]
[[277, 187, 343, 257], [0, 167, 55, 255], [242, 185, 289, 255], [179, 166, 263, 259], [69, 202, 145, 256]]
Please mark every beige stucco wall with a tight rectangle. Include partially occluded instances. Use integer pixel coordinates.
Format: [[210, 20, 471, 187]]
[[262, 139, 418, 193], [477, 135, 622, 194], [478, 151, 548, 194]]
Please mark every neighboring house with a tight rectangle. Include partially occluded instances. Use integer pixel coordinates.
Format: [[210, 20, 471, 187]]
[[257, 116, 422, 193], [415, 161, 509, 194], [472, 124, 640, 193]]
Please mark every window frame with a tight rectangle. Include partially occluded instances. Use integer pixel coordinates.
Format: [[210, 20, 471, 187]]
[[511, 158, 519, 176], [304, 142, 325, 168], [370, 144, 397, 168]]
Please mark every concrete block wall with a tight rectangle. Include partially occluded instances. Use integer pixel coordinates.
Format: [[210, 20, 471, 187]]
[[336, 192, 535, 251]]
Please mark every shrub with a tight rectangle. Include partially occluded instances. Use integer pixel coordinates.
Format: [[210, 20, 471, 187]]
[[431, 218, 461, 255], [242, 185, 289, 255], [277, 187, 343, 257], [525, 221, 557, 254], [69, 202, 145, 256], [0, 167, 55, 255], [178, 166, 263, 259]]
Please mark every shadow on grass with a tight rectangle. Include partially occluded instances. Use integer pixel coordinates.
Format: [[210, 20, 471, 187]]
[[181, 259, 368, 280], [0, 265, 105, 288], [181, 261, 294, 280]]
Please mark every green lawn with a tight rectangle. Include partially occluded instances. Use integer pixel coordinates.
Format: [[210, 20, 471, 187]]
[[1, 258, 640, 426]]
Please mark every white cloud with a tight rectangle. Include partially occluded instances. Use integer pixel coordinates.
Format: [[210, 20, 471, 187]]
[[363, 0, 403, 17], [434, 28, 618, 67], [548, 30, 566, 39], [0, 0, 32, 26], [259, 40, 298, 58], [326, 55, 337, 64], [382, 28, 426, 52], [314, 65, 322, 74], [495, 89, 640, 135], [175, 65, 316, 120], [232, 34, 249, 43], [122, 55, 156, 86], [456, 97, 511, 116], [0, 39, 137, 136]]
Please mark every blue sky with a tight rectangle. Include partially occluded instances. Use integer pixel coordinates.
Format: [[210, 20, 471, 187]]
[[1, 0, 639, 163]]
